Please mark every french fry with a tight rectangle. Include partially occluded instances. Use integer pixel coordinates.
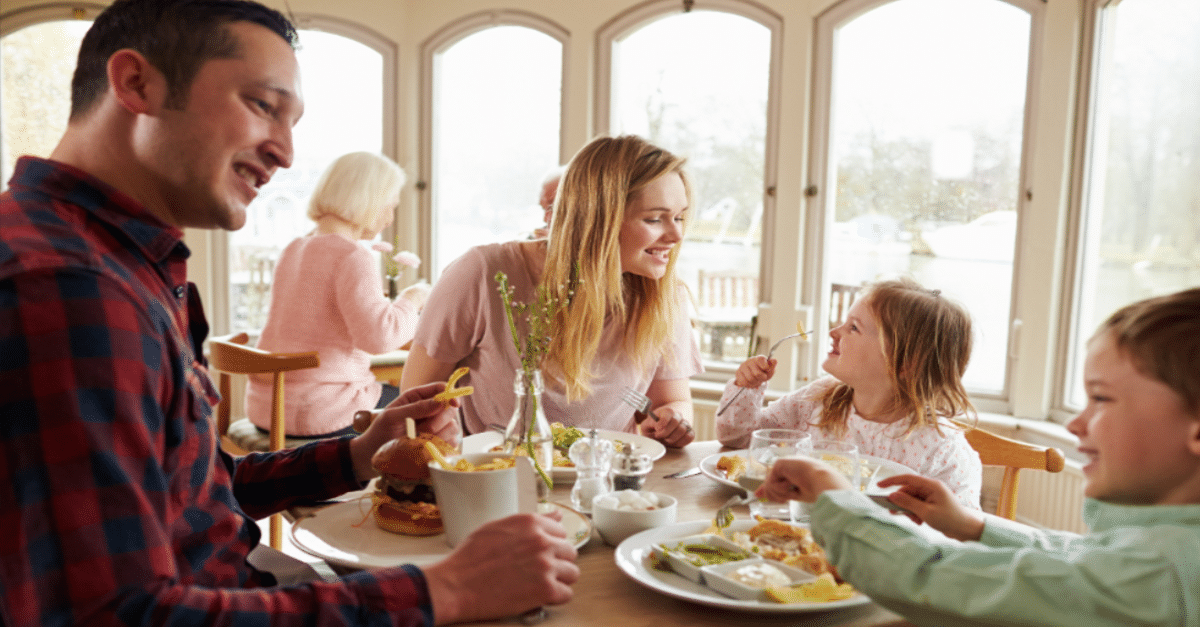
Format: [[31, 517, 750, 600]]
[[433, 366, 475, 404], [765, 573, 856, 604], [424, 440, 454, 470]]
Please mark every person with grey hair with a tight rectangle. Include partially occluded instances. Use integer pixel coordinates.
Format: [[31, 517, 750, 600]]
[[530, 164, 566, 239], [247, 151, 430, 439]]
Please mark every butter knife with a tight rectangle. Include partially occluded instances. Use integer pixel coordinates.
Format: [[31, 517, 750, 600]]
[[663, 466, 701, 479]]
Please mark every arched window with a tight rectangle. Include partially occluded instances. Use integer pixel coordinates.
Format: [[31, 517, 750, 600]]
[[598, 1, 781, 368], [810, 0, 1040, 397], [1064, 0, 1200, 409], [419, 13, 566, 276], [225, 21, 390, 332], [0, 8, 95, 188]]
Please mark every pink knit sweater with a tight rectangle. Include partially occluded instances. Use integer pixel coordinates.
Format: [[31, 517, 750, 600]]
[[246, 233, 419, 436]]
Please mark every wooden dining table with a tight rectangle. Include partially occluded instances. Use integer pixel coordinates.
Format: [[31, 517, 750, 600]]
[[289, 440, 913, 627]]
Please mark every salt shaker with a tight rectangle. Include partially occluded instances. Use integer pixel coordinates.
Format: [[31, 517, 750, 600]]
[[568, 430, 614, 514], [612, 442, 653, 491]]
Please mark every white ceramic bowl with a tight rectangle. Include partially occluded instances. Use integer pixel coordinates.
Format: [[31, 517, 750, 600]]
[[700, 558, 816, 601], [591, 491, 677, 546], [650, 533, 753, 583]]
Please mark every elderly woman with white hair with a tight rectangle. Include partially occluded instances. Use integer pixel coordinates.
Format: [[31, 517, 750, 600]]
[[247, 151, 430, 439]]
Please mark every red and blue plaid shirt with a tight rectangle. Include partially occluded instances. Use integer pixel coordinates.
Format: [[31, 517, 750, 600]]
[[1, 157, 432, 626]]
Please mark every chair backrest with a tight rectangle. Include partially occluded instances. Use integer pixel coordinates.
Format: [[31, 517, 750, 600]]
[[206, 332, 319, 549], [829, 282, 861, 328], [957, 422, 1066, 520], [207, 332, 320, 452], [696, 270, 758, 309]]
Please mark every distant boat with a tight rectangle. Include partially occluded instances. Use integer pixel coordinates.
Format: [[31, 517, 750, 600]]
[[921, 210, 1017, 263]]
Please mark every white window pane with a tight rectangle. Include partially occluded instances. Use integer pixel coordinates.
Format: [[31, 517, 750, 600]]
[[229, 30, 384, 332], [1, 20, 90, 188], [612, 11, 770, 364], [1067, 0, 1200, 408], [827, 0, 1030, 394], [432, 26, 562, 275]]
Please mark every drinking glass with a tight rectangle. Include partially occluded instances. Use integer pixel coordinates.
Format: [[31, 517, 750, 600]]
[[747, 429, 813, 521], [810, 440, 861, 491]]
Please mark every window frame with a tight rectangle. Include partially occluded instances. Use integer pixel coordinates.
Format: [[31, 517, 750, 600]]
[[806, 0, 1047, 415], [595, 0, 785, 385], [417, 10, 569, 279]]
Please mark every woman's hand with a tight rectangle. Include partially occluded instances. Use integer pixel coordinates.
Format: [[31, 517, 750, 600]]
[[734, 355, 776, 388], [642, 405, 695, 448], [877, 474, 986, 541]]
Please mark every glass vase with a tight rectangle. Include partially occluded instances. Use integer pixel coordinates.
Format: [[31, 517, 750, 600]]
[[502, 368, 555, 502]]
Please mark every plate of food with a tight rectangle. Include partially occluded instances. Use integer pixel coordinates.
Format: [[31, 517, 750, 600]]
[[614, 519, 868, 612], [700, 450, 914, 495], [289, 496, 592, 570], [461, 424, 666, 483]]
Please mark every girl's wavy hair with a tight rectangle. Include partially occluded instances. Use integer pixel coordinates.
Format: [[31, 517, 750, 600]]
[[1093, 287, 1200, 414], [540, 135, 690, 400], [816, 277, 975, 437]]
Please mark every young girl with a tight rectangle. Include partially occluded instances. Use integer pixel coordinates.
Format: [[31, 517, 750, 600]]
[[402, 135, 702, 448], [716, 277, 982, 508], [760, 287, 1200, 627], [247, 152, 430, 438]]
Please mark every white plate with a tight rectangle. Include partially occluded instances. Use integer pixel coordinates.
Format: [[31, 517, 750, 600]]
[[700, 450, 914, 495], [289, 498, 592, 570], [614, 520, 870, 613], [462, 430, 667, 483]]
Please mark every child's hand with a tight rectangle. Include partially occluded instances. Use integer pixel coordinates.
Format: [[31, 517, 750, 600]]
[[734, 355, 776, 388], [877, 474, 986, 542]]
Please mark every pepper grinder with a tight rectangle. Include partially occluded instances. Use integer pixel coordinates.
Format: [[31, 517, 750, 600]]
[[568, 429, 614, 514], [612, 442, 652, 491]]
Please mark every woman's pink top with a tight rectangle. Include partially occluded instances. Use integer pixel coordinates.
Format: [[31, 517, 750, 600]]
[[415, 241, 702, 436], [716, 375, 983, 509], [246, 233, 419, 436]]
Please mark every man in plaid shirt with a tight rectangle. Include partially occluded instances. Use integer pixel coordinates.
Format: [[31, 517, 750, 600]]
[[0, 1, 579, 625]]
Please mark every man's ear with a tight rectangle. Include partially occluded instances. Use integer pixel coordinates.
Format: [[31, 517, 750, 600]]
[[108, 49, 164, 115]]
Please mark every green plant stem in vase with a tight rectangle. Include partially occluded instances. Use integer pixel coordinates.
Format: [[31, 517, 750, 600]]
[[495, 271, 566, 499]]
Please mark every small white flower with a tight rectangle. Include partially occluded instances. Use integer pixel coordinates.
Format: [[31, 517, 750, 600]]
[[393, 250, 421, 268]]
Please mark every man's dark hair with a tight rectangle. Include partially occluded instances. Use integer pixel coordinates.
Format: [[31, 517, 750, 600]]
[[70, 0, 298, 119]]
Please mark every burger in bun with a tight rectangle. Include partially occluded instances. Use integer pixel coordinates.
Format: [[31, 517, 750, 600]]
[[371, 434, 456, 536]]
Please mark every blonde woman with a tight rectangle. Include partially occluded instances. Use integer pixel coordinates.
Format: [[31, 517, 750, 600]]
[[248, 152, 430, 438], [403, 135, 702, 447], [717, 277, 983, 508]]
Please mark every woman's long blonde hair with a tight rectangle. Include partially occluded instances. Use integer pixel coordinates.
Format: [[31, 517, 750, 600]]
[[540, 135, 691, 400], [816, 277, 975, 437]]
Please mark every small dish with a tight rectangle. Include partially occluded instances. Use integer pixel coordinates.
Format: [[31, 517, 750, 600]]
[[700, 558, 816, 601], [650, 533, 752, 583], [592, 491, 677, 546]]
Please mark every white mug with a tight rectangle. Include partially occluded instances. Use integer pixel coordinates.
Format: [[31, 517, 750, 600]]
[[428, 453, 538, 547]]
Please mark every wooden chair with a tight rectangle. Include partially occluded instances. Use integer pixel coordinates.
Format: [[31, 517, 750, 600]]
[[958, 422, 1066, 520], [829, 282, 861, 328], [207, 332, 320, 549]]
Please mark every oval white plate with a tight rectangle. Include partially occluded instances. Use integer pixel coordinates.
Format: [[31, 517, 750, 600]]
[[614, 520, 870, 613], [700, 450, 914, 495], [289, 498, 592, 570], [462, 429, 666, 483]]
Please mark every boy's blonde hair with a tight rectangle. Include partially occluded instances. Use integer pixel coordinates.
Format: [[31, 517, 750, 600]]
[[1095, 287, 1200, 413], [306, 152, 405, 231], [541, 135, 691, 400], [817, 277, 975, 437]]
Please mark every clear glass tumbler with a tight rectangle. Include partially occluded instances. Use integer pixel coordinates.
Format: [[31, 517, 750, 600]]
[[747, 429, 813, 521]]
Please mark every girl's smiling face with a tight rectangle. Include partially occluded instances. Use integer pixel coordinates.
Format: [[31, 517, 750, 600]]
[[1067, 330, 1200, 505], [618, 172, 687, 280], [823, 297, 891, 389]]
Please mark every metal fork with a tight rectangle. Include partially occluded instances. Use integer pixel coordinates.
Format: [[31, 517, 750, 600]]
[[716, 330, 808, 417], [714, 491, 757, 530], [619, 386, 659, 423]]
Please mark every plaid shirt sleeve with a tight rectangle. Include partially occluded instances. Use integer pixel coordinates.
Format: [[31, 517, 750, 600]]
[[1, 167, 435, 626]]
